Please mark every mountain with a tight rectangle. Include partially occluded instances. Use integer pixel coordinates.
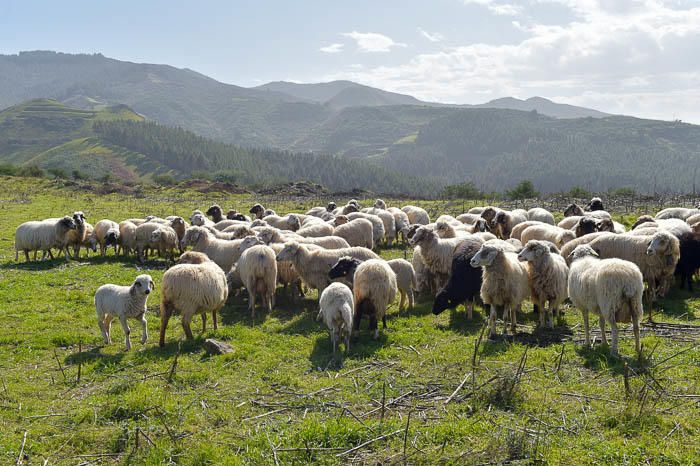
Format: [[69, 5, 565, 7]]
[[475, 96, 610, 119], [0, 99, 436, 196]]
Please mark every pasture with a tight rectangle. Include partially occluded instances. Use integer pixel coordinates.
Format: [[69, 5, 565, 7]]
[[0, 177, 699, 464]]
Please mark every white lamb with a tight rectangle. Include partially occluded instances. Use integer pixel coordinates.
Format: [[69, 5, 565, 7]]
[[317, 282, 354, 354], [236, 238, 278, 318]]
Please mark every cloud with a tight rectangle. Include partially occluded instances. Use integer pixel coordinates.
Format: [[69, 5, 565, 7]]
[[462, 0, 523, 16], [341, 31, 407, 52], [320, 43, 344, 53], [323, 1, 700, 122], [418, 28, 445, 42]]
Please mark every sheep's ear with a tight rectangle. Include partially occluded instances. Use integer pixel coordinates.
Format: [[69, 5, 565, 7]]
[[149, 279, 155, 290]]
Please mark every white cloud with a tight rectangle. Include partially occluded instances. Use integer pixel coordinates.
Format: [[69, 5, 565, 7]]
[[418, 28, 445, 42], [319, 43, 344, 53], [462, 0, 523, 16], [341, 31, 407, 52], [324, 1, 700, 122]]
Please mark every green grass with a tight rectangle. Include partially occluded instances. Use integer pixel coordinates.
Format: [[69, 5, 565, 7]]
[[0, 177, 699, 464]]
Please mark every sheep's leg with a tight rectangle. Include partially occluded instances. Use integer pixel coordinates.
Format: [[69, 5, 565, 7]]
[[182, 313, 194, 340], [104, 315, 113, 344], [382, 314, 387, 329], [487, 305, 497, 339], [598, 316, 608, 347], [369, 315, 379, 340], [581, 309, 590, 347], [118, 315, 132, 351], [331, 330, 337, 355], [408, 290, 414, 310], [248, 283, 257, 319], [212, 310, 218, 330], [466, 300, 473, 320], [140, 315, 148, 345], [632, 311, 641, 356], [537, 300, 546, 328], [497, 305, 508, 335], [510, 306, 517, 334], [609, 320, 619, 356], [353, 307, 362, 338], [201, 313, 207, 332], [345, 332, 350, 354], [546, 303, 554, 329], [398, 291, 406, 312], [159, 305, 172, 347], [98, 316, 110, 344], [24, 250, 30, 262], [100, 244, 106, 257]]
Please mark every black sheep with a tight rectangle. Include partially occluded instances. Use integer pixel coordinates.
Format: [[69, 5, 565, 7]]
[[432, 237, 484, 318], [575, 217, 598, 237], [206, 204, 224, 223], [586, 197, 605, 212], [675, 231, 700, 291]]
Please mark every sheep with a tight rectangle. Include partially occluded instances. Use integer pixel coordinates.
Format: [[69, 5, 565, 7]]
[[118, 221, 137, 256], [190, 213, 215, 228], [560, 232, 614, 264], [409, 226, 465, 291], [401, 205, 430, 225], [275, 242, 379, 294], [64, 211, 88, 258], [236, 240, 277, 318], [328, 258, 397, 339], [564, 203, 584, 217], [181, 226, 245, 272], [268, 242, 304, 299], [586, 197, 605, 211], [226, 210, 251, 222], [263, 213, 301, 232], [574, 217, 599, 238], [206, 204, 225, 223], [306, 206, 327, 217], [479, 206, 503, 225], [211, 219, 246, 231], [567, 245, 643, 355], [94, 274, 154, 351], [588, 230, 680, 312], [527, 208, 555, 225], [655, 207, 700, 220], [124, 218, 146, 226], [14, 216, 77, 262], [296, 221, 335, 238], [632, 215, 656, 230], [435, 220, 471, 239], [470, 242, 530, 338], [346, 212, 385, 247], [412, 246, 435, 295], [254, 225, 349, 249], [134, 222, 163, 261], [333, 216, 374, 249], [93, 219, 120, 256], [675, 231, 700, 291], [249, 203, 267, 219], [510, 221, 545, 241], [387, 207, 410, 242], [517, 240, 569, 329], [685, 213, 700, 226], [80, 222, 98, 257], [386, 259, 417, 311], [456, 213, 481, 225], [374, 199, 387, 210], [432, 236, 484, 319], [362, 208, 397, 246], [558, 211, 612, 229], [493, 209, 528, 239], [178, 251, 210, 264], [159, 255, 228, 346], [520, 224, 576, 249], [221, 224, 256, 238], [317, 282, 354, 355], [151, 226, 179, 261], [333, 203, 359, 216], [596, 218, 627, 234]]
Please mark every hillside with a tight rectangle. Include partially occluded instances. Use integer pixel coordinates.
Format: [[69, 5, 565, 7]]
[[474, 96, 610, 119]]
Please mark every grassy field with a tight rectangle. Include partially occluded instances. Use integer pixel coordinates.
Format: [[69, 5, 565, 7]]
[[0, 177, 699, 464]]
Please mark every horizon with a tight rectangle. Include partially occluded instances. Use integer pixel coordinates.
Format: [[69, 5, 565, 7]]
[[2, 1, 700, 123]]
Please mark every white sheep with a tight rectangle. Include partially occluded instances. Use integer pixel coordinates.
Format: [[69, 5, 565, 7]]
[[95, 274, 154, 351], [527, 208, 555, 225], [408, 226, 465, 290], [560, 232, 613, 264], [401, 205, 430, 225], [509, 221, 545, 241], [471, 242, 530, 338], [236, 238, 278, 318], [333, 216, 374, 249], [14, 216, 77, 262], [517, 240, 569, 329], [268, 242, 304, 299], [655, 207, 700, 220], [520, 224, 576, 249], [151, 226, 179, 261], [387, 207, 411, 242], [456, 213, 481, 225], [346, 212, 385, 248], [159, 255, 229, 346], [181, 226, 245, 272], [262, 214, 301, 231], [567, 245, 643, 355], [435, 220, 471, 239], [317, 282, 354, 354], [412, 246, 436, 295], [362, 208, 397, 246], [296, 220, 335, 238], [387, 259, 417, 311], [134, 222, 163, 261], [94, 219, 121, 256], [118, 221, 137, 256], [255, 225, 349, 249]]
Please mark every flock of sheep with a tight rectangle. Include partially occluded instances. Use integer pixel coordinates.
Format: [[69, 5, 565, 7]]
[[14, 197, 700, 357]]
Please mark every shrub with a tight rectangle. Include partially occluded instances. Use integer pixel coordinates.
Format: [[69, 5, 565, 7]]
[[507, 180, 539, 200], [18, 164, 46, 178], [153, 174, 175, 186]]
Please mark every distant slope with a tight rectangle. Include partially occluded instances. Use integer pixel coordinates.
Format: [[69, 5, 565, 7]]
[[475, 96, 610, 119]]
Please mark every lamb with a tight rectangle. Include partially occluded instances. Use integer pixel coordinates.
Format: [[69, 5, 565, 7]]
[[150, 226, 179, 261], [14, 216, 77, 262], [263, 213, 301, 232], [362, 208, 397, 246], [470, 242, 530, 338], [567, 245, 643, 355], [586, 197, 605, 211], [527, 208, 555, 225], [181, 226, 246, 272], [236, 238, 277, 318], [386, 259, 416, 311], [517, 240, 569, 329], [493, 209, 529, 239], [387, 207, 410, 242], [401, 205, 430, 225], [275, 242, 379, 294], [432, 236, 484, 319], [520, 224, 576, 249], [655, 207, 700, 220], [409, 226, 465, 290], [588, 230, 680, 309], [118, 221, 138, 256], [159, 255, 228, 346], [93, 219, 121, 256], [328, 258, 397, 339], [346, 212, 385, 247], [317, 282, 354, 354], [333, 216, 374, 249], [95, 274, 154, 351]]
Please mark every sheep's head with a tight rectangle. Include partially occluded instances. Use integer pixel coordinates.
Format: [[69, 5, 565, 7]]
[[575, 217, 598, 237], [595, 218, 615, 233], [72, 211, 86, 225], [435, 221, 453, 237], [408, 226, 433, 246], [106, 228, 120, 246], [473, 218, 490, 233], [249, 204, 265, 219], [227, 210, 248, 221], [470, 244, 502, 268], [432, 290, 454, 315], [518, 240, 550, 262], [169, 217, 186, 228], [178, 251, 210, 264], [256, 227, 276, 244], [343, 204, 359, 214], [190, 210, 204, 223], [480, 207, 498, 222], [182, 226, 206, 248], [328, 256, 361, 280], [59, 216, 78, 230], [206, 204, 222, 219], [191, 213, 207, 226], [150, 229, 163, 243], [238, 236, 264, 253], [287, 214, 301, 231], [568, 244, 599, 262], [494, 211, 508, 225], [374, 199, 386, 210], [334, 215, 349, 226], [276, 241, 301, 262], [564, 203, 584, 217], [632, 215, 655, 230], [131, 274, 154, 296], [586, 197, 604, 212], [647, 231, 677, 264], [348, 199, 360, 208], [405, 224, 423, 240], [326, 202, 337, 212], [558, 230, 577, 246]]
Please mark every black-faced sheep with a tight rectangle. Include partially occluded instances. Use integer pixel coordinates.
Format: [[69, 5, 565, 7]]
[[564, 203, 584, 217], [432, 236, 484, 319], [493, 209, 528, 239], [586, 197, 605, 211], [206, 204, 225, 223], [94, 219, 120, 256]]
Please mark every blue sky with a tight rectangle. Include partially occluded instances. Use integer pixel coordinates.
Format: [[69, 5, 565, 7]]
[[2, 0, 700, 122]]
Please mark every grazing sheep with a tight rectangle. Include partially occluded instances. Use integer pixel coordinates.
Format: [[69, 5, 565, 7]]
[[386, 259, 417, 311], [527, 208, 555, 225], [134, 222, 163, 261], [520, 224, 576, 249], [151, 226, 179, 261], [118, 221, 138, 256], [206, 204, 225, 223], [93, 219, 121, 256], [275, 242, 379, 294], [517, 240, 569, 329], [333, 216, 374, 249], [401, 205, 430, 225], [564, 203, 584, 217], [14, 216, 77, 262], [560, 232, 614, 264], [567, 245, 643, 355], [493, 209, 528, 239], [432, 236, 484, 319], [471, 242, 530, 338], [510, 221, 545, 241], [346, 212, 385, 247], [95, 274, 154, 351], [586, 197, 605, 211], [362, 208, 397, 246], [263, 213, 301, 232], [317, 282, 354, 355], [237, 240, 277, 318], [181, 226, 245, 272], [409, 226, 465, 290], [655, 207, 700, 220], [159, 255, 228, 346], [297, 220, 335, 238], [329, 258, 397, 339]]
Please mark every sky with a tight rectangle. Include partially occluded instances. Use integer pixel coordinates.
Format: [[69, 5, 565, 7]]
[[2, 0, 700, 122]]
